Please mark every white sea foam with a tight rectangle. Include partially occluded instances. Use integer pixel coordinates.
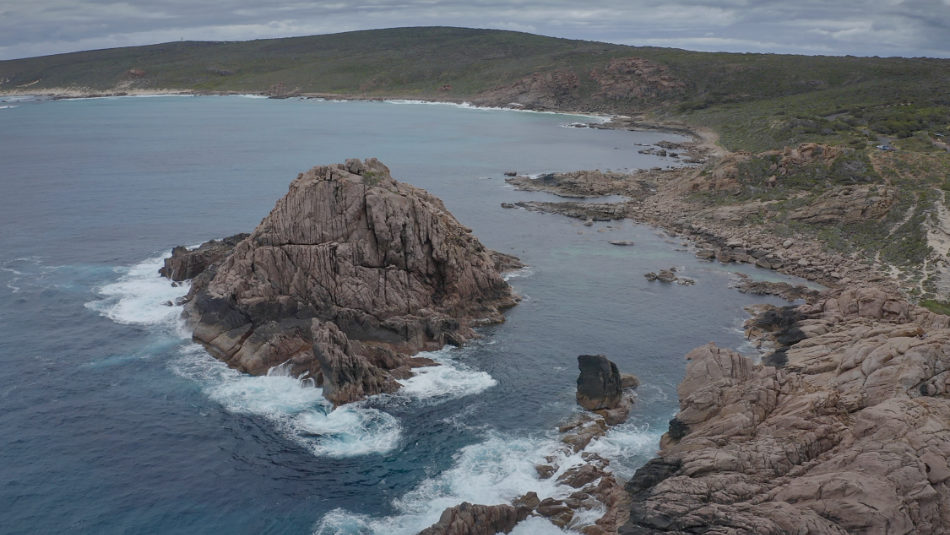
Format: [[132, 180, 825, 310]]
[[88, 252, 400, 457], [584, 422, 663, 480], [1, 266, 23, 292], [237, 94, 268, 99], [311, 426, 639, 534], [84, 253, 189, 329], [312, 414, 660, 533], [173, 345, 402, 458], [0, 105, 16, 110], [0, 95, 40, 103], [382, 98, 609, 122], [395, 348, 497, 402], [125, 93, 191, 98], [315, 431, 573, 534], [509, 516, 572, 534], [61, 96, 121, 101], [1, 257, 63, 294]]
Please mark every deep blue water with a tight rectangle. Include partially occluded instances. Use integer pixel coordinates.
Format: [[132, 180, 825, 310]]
[[0, 95, 799, 534]]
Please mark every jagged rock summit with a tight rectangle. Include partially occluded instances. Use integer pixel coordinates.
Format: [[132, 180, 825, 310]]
[[174, 158, 520, 405]]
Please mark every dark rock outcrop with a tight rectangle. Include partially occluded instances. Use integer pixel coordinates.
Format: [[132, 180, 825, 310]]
[[732, 275, 821, 303], [576, 354, 623, 410], [174, 159, 519, 405], [158, 233, 248, 281]]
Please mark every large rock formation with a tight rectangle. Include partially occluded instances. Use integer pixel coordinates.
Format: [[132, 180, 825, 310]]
[[175, 158, 520, 405], [622, 287, 950, 534]]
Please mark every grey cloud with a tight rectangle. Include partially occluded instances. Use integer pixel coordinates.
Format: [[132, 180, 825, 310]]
[[0, 0, 948, 59]]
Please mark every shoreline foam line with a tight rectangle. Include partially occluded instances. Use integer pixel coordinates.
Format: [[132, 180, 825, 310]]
[[172, 346, 403, 458]]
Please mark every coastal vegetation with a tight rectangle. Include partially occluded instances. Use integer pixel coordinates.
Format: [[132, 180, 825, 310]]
[[4, 26, 950, 299], [2, 27, 947, 153]]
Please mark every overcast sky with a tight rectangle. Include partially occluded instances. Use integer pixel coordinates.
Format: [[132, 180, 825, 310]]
[[1, 0, 949, 60]]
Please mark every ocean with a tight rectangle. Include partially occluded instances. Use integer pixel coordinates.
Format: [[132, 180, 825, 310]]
[[0, 95, 797, 534]]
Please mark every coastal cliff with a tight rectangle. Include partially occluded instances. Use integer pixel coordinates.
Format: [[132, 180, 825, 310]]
[[622, 287, 950, 534], [165, 158, 519, 405], [504, 137, 950, 533]]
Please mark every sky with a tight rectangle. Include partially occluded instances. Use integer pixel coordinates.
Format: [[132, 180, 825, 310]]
[[1, 0, 949, 60]]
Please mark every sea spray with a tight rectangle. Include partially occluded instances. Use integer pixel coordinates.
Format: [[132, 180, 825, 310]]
[[395, 347, 497, 403], [173, 344, 403, 457], [84, 253, 189, 328], [88, 252, 405, 457], [314, 430, 576, 534], [313, 425, 632, 533]]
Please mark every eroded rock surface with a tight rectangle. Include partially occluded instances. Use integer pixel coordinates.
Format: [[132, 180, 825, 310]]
[[418, 502, 531, 535], [159, 233, 249, 281], [622, 287, 950, 534], [176, 159, 520, 405]]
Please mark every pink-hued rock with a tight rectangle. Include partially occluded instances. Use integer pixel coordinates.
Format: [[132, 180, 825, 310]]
[[418, 502, 531, 535], [182, 159, 520, 405], [623, 286, 950, 534]]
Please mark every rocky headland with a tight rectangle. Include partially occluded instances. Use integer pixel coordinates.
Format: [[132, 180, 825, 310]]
[[501, 132, 950, 533], [622, 287, 950, 534], [162, 158, 520, 405]]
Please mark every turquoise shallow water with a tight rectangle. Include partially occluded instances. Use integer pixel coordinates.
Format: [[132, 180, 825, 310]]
[[0, 95, 798, 534]]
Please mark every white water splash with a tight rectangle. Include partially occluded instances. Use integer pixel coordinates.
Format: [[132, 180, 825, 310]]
[[313, 431, 601, 534], [395, 348, 497, 403], [88, 252, 402, 457], [84, 253, 189, 329], [173, 345, 402, 458]]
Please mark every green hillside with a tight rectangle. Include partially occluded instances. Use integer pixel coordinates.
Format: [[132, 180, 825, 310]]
[[4, 26, 950, 303], [3, 27, 948, 153]]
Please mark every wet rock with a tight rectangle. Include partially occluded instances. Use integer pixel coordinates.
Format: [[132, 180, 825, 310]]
[[558, 464, 607, 488], [537, 498, 574, 528], [576, 354, 623, 410], [733, 275, 821, 303], [159, 233, 249, 281], [514, 200, 627, 221], [418, 502, 530, 535], [608, 240, 635, 246], [513, 491, 541, 510], [644, 268, 693, 285], [620, 372, 640, 389], [535, 464, 557, 479], [489, 251, 525, 273]]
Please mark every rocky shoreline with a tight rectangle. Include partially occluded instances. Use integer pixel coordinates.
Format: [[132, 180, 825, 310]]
[[495, 127, 950, 533], [142, 98, 950, 532], [622, 288, 950, 534], [420, 355, 641, 535]]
